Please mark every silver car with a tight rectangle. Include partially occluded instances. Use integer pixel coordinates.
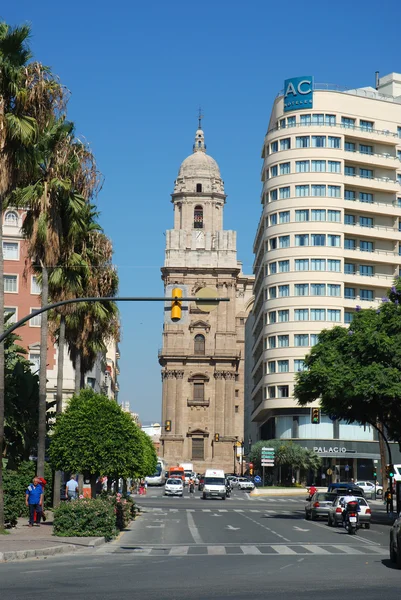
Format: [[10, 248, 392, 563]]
[[305, 492, 337, 521], [327, 495, 371, 528]]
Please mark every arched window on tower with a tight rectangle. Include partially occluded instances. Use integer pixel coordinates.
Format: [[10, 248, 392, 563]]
[[194, 334, 205, 355], [194, 205, 203, 229], [196, 183, 202, 193]]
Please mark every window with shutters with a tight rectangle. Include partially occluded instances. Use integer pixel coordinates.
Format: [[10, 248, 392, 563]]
[[194, 334, 205, 355], [194, 205, 203, 228], [193, 382, 204, 402], [192, 438, 204, 460]]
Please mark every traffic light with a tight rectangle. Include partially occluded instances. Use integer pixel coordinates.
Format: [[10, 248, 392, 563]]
[[386, 464, 395, 478], [311, 408, 320, 424], [165, 419, 171, 432], [373, 470, 377, 478], [249, 462, 254, 476], [214, 433, 220, 442], [171, 287, 182, 321]]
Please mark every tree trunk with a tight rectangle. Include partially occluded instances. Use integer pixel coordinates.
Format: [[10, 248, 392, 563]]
[[107, 477, 112, 493], [75, 350, 81, 394], [53, 315, 66, 508], [378, 421, 388, 495], [37, 265, 49, 478], [90, 474, 97, 499], [0, 203, 5, 531]]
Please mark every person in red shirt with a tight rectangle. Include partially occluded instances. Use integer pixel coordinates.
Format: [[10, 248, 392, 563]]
[[35, 477, 47, 523], [308, 485, 317, 498]]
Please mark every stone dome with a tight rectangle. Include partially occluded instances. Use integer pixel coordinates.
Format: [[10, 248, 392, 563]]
[[178, 151, 221, 180]]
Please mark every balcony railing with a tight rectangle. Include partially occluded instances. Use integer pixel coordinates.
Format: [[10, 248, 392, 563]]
[[187, 398, 210, 407], [158, 348, 241, 359]]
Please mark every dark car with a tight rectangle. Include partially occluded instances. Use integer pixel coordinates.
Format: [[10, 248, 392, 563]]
[[327, 483, 365, 497], [198, 475, 205, 491], [390, 513, 401, 568]]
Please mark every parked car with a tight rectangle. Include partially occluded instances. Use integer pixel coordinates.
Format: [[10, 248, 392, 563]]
[[355, 480, 383, 497], [305, 492, 337, 521], [237, 477, 255, 491], [164, 478, 183, 497], [390, 513, 401, 567], [327, 495, 371, 528]]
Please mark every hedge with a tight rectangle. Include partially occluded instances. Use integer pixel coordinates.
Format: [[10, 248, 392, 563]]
[[53, 497, 117, 540]]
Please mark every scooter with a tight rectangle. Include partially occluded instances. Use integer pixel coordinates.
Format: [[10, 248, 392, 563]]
[[225, 483, 231, 498], [344, 501, 359, 535]]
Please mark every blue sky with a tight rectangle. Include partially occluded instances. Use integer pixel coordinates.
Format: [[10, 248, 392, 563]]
[[4, 0, 401, 422]]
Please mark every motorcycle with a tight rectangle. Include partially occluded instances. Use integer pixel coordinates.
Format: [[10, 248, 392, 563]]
[[344, 501, 359, 535], [225, 483, 231, 498]]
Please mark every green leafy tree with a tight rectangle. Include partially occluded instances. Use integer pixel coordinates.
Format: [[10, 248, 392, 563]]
[[249, 439, 321, 481], [49, 389, 144, 497]]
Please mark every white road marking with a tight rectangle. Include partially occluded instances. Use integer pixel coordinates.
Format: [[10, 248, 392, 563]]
[[211, 513, 222, 517], [237, 511, 291, 542], [186, 509, 195, 512], [303, 545, 331, 555], [146, 524, 165, 528], [250, 509, 260, 513], [218, 509, 228, 512], [240, 545, 262, 554], [331, 545, 364, 555], [271, 545, 297, 555], [234, 509, 244, 512], [207, 546, 226, 555], [21, 570, 52, 574], [226, 525, 240, 530], [186, 511, 203, 544], [293, 526, 310, 532], [169, 546, 189, 555], [366, 545, 388, 555], [202, 509, 211, 512]]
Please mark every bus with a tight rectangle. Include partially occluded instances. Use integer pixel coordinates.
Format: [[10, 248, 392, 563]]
[[145, 458, 167, 486], [168, 465, 185, 482]]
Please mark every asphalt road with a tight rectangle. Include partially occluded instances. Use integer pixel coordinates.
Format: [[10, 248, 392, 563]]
[[1, 486, 400, 599]]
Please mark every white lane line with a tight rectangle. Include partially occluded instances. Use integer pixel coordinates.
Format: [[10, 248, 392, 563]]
[[202, 509, 211, 512], [218, 509, 228, 512], [169, 509, 178, 513], [331, 545, 365, 555], [234, 509, 244, 512], [241, 545, 262, 555], [21, 570, 52, 574], [187, 511, 203, 544], [250, 510, 260, 513], [237, 511, 291, 542], [303, 545, 331, 555], [366, 545, 388, 555], [207, 546, 226, 555], [77, 566, 103, 570], [169, 546, 189, 555], [271, 545, 297, 555], [245, 493, 251, 501], [186, 509, 195, 512]]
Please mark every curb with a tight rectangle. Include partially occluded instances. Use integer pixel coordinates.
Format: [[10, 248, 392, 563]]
[[0, 537, 105, 563]]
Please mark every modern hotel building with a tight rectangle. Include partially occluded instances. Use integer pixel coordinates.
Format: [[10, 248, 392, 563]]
[[249, 73, 401, 482]]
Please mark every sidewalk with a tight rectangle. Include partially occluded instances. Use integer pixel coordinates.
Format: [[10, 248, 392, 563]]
[[0, 513, 105, 562]]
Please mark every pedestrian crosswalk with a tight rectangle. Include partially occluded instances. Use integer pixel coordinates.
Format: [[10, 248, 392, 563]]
[[144, 507, 302, 514], [119, 543, 387, 557], [147, 495, 303, 503]]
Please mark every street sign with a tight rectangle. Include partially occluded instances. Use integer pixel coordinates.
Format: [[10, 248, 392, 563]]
[[254, 476, 262, 483]]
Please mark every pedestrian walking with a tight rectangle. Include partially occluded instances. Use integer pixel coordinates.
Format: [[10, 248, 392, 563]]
[[66, 474, 79, 501], [385, 488, 392, 513], [189, 478, 195, 494], [95, 476, 104, 497], [25, 477, 44, 527]]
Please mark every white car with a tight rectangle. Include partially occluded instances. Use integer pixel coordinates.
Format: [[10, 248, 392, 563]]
[[327, 495, 372, 528], [355, 480, 383, 497], [237, 477, 255, 491], [164, 478, 183, 496]]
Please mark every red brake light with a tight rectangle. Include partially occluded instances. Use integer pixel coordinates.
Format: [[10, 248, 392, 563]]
[[313, 502, 320, 508], [336, 507, 343, 513], [366, 508, 371, 514], [349, 513, 357, 517]]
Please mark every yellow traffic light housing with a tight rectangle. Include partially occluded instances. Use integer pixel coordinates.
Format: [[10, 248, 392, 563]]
[[214, 433, 220, 442], [171, 288, 182, 321], [311, 408, 320, 424], [165, 420, 171, 432]]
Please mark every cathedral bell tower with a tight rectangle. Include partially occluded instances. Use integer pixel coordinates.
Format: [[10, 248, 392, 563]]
[[159, 123, 253, 473]]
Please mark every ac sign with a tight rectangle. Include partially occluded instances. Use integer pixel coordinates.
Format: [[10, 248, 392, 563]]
[[284, 76, 313, 113]]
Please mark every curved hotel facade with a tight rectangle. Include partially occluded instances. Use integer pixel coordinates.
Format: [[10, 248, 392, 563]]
[[250, 73, 401, 482]]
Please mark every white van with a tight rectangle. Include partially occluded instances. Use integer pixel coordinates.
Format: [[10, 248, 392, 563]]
[[203, 469, 226, 500]]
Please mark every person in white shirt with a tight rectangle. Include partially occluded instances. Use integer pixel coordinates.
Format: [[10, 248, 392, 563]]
[[65, 475, 79, 501], [341, 493, 358, 523]]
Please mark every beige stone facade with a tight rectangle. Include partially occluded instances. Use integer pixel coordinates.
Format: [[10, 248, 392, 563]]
[[159, 125, 253, 474]]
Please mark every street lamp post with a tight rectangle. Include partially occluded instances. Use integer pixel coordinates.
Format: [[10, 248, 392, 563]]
[[233, 444, 236, 475], [240, 441, 244, 476]]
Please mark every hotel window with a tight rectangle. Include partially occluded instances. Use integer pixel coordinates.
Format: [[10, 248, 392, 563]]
[[294, 284, 309, 296], [345, 287, 356, 299], [278, 309, 289, 322], [328, 161, 341, 173], [294, 359, 307, 372], [295, 209, 309, 222], [398, 197, 401, 207], [360, 144, 373, 155], [312, 114, 324, 125], [360, 265, 374, 277], [268, 387, 276, 399], [359, 192, 373, 203], [277, 386, 289, 398], [342, 116, 355, 129], [278, 360, 289, 373], [280, 138, 291, 151], [398, 126, 401, 138], [360, 119, 373, 132], [344, 238, 356, 250], [311, 258, 326, 271], [269, 262, 277, 274], [300, 114, 311, 126], [327, 309, 341, 322], [327, 235, 340, 247], [269, 286, 277, 299], [360, 289, 374, 301], [270, 189, 278, 201], [345, 214, 356, 225], [29, 353, 40, 373], [294, 334, 309, 347], [278, 335, 289, 347], [328, 136, 341, 148], [279, 235, 290, 248], [345, 166, 356, 176], [311, 234, 326, 246], [295, 308, 309, 321], [311, 209, 326, 222], [269, 311, 277, 324], [296, 185, 309, 197], [280, 162, 290, 175], [311, 160, 326, 172], [4, 211, 18, 226], [295, 259, 309, 271], [311, 308, 326, 321], [345, 141, 356, 152], [279, 211, 290, 224], [279, 186, 290, 199], [344, 311, 354, 324], [270, 165, 278, 177], [270, 213, 277, 226], [311, 283, 325, 296], [344, 263, 356, 274], [287, 116, 296, 127], [271, 141, 278, 153], [4, 275, 17, 293], [31, 276, 41, 294], [360, 240, 373, 252], [345, 190, 356, 200], [278, 260, 289, 273], [360, 216, 373, 228], [328, 259, 341, 272], [268, 361, 276, 374], [278, 285, 289, 297], [3, 242, 18, 260], [4, 308, 16, 324], [328, 186, 341, 198], [312, 136, 326, 148], [279, 119, 286, 129], [360, 168, 373, 179], [311, 184, 326, 197], [295, 234, 309, 247], [270, 237, 277, 250], [296, 160, 310, 173], [327, 284, 341, 297], [310, 334, 319, 346], [296, 136, 310, 148], [325, 114, 336, 126], [268, 336, 276, 349], [328, 210, 341, 222], [30, 309, 41, 327]]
